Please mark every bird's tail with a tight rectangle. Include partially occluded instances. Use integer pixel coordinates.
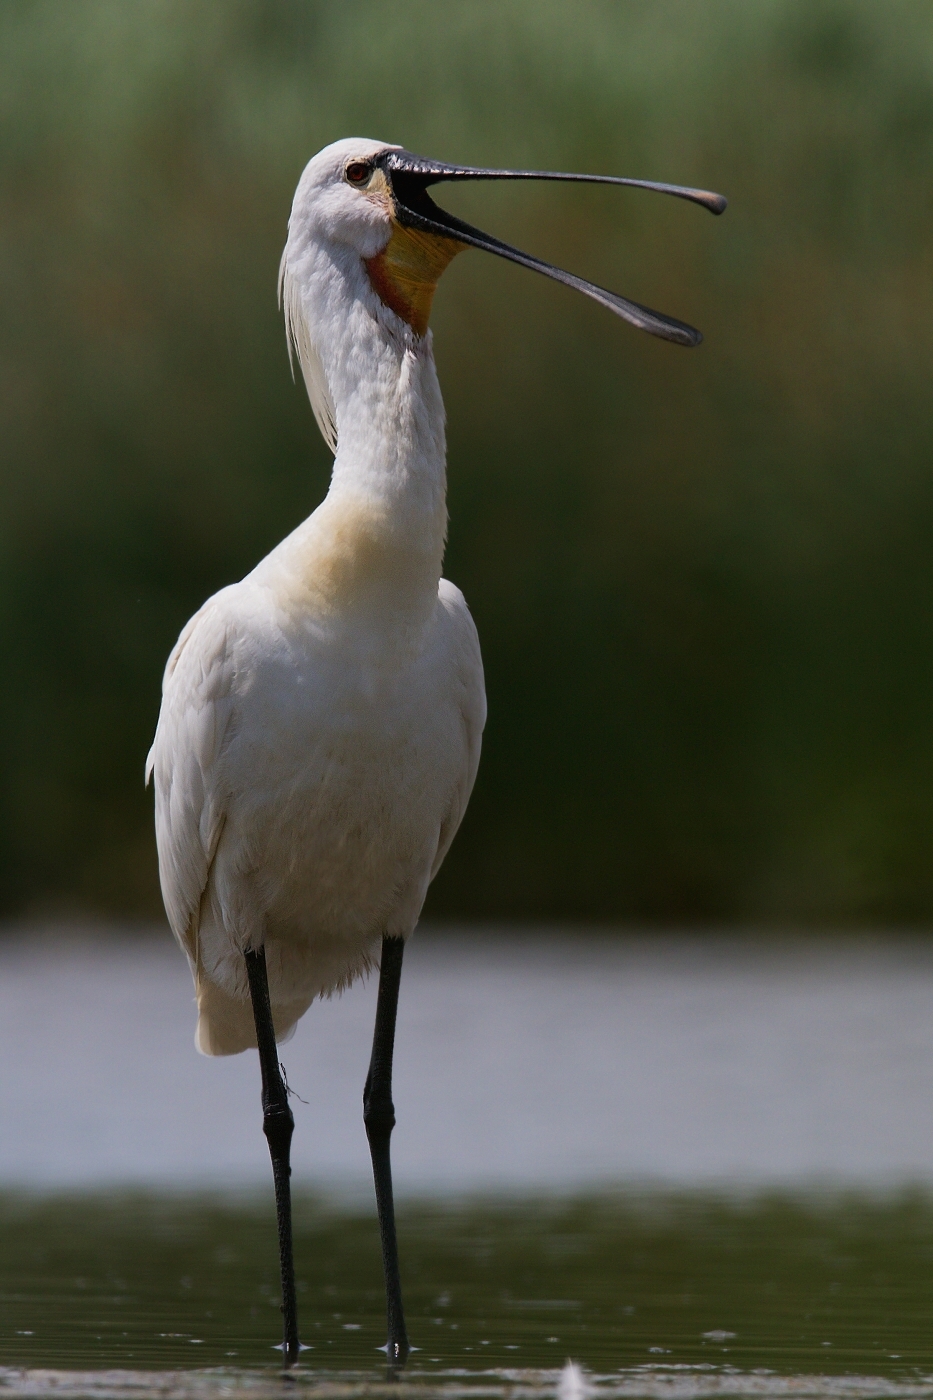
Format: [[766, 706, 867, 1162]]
[[194, 976, 307, 1056]]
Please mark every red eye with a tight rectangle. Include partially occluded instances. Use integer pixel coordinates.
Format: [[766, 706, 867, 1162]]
[[345, 162, 372, 186]]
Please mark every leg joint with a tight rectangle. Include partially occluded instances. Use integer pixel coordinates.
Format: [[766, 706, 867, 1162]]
[[263, 1102, 295, 1155], [363, 1095, 396, 1141]]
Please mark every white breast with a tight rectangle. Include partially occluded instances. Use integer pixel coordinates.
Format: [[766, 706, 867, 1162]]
[[148, 569, 484, 1055]]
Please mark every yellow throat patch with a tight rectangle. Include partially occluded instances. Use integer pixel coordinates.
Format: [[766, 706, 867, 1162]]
[[366, 221, 465, 336]]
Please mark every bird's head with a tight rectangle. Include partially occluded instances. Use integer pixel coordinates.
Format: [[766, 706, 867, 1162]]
[[280, 138, 726, 449], [284, 136, 726, 342]]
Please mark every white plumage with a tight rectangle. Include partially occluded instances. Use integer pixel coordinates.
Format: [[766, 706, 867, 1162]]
[[147, 138, 486, 1056], [146, 135, 722, 1062]]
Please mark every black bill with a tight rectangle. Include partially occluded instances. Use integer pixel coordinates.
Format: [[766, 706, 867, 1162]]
[[375, 148, 727, 349]]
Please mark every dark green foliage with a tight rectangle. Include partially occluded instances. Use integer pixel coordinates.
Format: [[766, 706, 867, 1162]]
[[2, 0, 933, 921]]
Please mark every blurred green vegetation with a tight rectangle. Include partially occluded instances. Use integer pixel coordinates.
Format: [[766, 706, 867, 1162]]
[[2, 0, 933, 923]]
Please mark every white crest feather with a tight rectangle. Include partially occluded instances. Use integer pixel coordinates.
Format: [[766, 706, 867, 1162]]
[[279, 250, 338, 455]]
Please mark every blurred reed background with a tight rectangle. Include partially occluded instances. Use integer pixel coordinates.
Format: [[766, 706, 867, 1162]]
[[2, 0, 933, 927]]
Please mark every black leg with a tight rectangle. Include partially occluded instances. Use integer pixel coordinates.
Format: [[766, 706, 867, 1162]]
[[245, 945, 300, 1366], [364, 936, 409, 1363]]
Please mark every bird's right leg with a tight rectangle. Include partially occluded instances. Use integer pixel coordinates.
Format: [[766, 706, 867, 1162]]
[[364, 935, 409, 1364], [245, 945, 300, 1366]]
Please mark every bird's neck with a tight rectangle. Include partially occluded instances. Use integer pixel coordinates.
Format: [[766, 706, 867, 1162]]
[[282, 270, 449, 628], [328, 313, 448, 575]]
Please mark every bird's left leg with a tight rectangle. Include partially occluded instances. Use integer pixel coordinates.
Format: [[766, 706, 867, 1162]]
[[364, 935, 409, 1363], [245, 944, 300, 1366]]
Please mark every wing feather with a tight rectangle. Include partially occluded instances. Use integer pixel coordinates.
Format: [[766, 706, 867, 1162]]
[[431, 580, 486, 879], [146, 599, 236, 962]]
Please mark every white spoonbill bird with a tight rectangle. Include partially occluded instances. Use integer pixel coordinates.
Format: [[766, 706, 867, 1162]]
[[146, 138, 725, 1365]]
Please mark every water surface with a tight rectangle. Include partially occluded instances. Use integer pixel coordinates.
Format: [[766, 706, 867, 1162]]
[[1, 1189, 933, 1397], [3, 929, 933, 1189], [4, 930, 933, 1396]]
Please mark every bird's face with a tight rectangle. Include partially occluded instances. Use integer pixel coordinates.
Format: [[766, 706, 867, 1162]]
[[288, 137, 727, 347], [287, 139, 466, 338], [288, 139, 397, 257]]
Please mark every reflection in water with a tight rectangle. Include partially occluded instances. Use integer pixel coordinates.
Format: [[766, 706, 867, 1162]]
[[1, 1189, 933, 1393]]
